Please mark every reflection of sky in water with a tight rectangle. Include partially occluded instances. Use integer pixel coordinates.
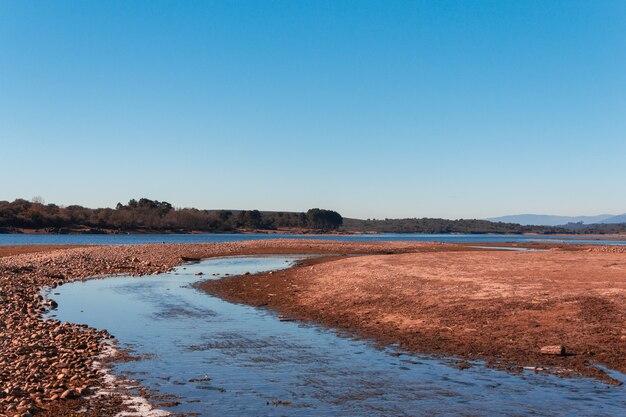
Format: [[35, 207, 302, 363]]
[[4, 233, 626, 246], [49, 257, 626, 416]]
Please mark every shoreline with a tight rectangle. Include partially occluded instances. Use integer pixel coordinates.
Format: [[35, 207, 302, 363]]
[[2, 228, 626, 239], [1, 240, 624, 415], [199, 244, 626, 385], [0, 240, 441, 416], [0, 228, 356, 236]]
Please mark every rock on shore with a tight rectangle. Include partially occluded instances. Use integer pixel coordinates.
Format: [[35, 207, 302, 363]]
[[0, 240, 437, 415]]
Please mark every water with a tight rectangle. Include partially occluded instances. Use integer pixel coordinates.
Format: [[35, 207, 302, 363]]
[[467, 245, 544, 251], [48, 257, 625, 416], [3, 232, 626, 246]]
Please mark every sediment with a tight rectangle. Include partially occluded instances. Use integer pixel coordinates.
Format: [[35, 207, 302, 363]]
[[1, 240, 624, 416], [201, 244, 626, 384], [0, 240, 440, 416]]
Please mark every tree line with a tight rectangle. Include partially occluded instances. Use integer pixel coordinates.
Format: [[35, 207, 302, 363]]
[[1, 198, 624, 235], [341, 217, 626, 235], [0, 198, 343, 233]]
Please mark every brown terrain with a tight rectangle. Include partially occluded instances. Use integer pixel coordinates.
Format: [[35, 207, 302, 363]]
[[0, 240, 438, 416], [202, 244, 626, 384], [0, 240, 625, 416]]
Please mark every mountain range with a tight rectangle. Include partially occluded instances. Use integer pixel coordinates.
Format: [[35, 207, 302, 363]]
[[486, 213, 626, 226]]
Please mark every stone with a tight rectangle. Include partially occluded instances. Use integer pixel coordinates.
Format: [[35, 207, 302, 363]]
[[60, 389, 76, 399], [540, 345, 566, 355]]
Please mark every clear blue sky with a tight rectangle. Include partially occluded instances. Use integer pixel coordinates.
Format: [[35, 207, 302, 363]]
[[1, 1, 625, 219]]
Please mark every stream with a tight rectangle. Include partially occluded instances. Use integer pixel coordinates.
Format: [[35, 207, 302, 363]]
[[47, 256, 626, 416]]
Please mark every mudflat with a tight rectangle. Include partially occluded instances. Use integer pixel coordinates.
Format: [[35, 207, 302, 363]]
[[201, 244, 626, 383], [1, 240, 624, 416]]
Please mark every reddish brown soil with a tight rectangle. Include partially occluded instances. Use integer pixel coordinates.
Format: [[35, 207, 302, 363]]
[[201, 245, 626, 384], [2, 240, 624, 416], [34, 395, 127, 417], [0, 245, 86, 258], [0, 240, 460, 416]]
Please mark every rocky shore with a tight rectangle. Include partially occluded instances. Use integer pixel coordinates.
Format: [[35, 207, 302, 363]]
[[2, 240, 624, 416], [0, 240, 439, 416]]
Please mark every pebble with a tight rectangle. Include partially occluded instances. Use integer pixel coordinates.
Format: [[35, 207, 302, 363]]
[[0, 240, 417, 415], [540, 345, 566, 356]]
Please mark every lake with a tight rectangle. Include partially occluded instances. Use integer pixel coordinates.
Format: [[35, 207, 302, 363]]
[[3, 232, 626, 246]]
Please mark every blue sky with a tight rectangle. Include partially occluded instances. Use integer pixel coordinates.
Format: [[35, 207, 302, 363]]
[[1, 1, 625, 219]]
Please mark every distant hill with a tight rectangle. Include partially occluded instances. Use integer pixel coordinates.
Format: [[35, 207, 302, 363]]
[[486, 214, 615, 226], [341, 217, 567, 234], [602, 214, 626, 224]]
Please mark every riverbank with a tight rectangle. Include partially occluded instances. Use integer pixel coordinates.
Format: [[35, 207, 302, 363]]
[[0, 240, 441, 416], [0, 245, 87, 258], [201, 244, 626, 384], [0, 227, 354, 236], [3, 227, 626, 239], [1, 241, 624, 416]]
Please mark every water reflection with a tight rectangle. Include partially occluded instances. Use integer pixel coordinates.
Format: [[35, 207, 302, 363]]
[[49, 257, 626, 416]]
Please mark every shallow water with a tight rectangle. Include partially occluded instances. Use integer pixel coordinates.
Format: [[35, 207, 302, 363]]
[[48, 257, 626, 416], [4, 232, 626, 246], [467, 245, 544, 251]]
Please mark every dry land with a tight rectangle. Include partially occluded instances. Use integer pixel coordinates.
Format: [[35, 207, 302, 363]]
[[204, 244, 626, 383], [1, 240, 625, 416]]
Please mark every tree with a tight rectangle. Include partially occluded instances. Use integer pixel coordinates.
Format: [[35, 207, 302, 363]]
[[306, 208, 343, 231], [237, 210, 263, 229]]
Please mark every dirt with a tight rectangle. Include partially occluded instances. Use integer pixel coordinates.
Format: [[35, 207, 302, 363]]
[[201, 245, 626, 384], [0, 245, 86, 258], [1, 240, 624, 416], [0, 239, 456, 416]]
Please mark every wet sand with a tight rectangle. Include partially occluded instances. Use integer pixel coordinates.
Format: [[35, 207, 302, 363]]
[[1, 240, 624, 416]]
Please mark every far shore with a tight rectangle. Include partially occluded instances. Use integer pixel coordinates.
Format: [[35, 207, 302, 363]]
[[1, 240, 624, 415], [2, 227, 626, 239], [0, 227, 355, 236]]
